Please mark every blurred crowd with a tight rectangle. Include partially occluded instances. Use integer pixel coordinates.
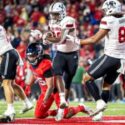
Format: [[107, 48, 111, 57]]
[[0, 0, 105, 61], [0, 0, 125, 102]]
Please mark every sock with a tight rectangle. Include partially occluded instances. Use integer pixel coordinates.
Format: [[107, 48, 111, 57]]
[[86, 80, 101, 101], [7, 103, 15, 112], [101, 90, 110, 103], [59, 92, 66, 103], [23, 97, 31, 107], [78, 105, 86, 113], [64, 107, 80, 118], [72, 107, 81, 114]]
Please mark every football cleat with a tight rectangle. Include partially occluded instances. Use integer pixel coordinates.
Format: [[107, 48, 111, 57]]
[[90, 99, 107, 117], [92, 111, 103, 121], [0, 113, 15, 123], [55, 109, 64, 121], [19, 103, 33, 114]]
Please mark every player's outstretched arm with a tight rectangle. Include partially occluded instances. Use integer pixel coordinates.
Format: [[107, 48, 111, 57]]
[[80, 29, 109, 45], [43, 77, 54, 103]]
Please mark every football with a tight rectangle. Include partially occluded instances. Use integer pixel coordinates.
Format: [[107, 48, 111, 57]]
[[46, 30, 54, 37]]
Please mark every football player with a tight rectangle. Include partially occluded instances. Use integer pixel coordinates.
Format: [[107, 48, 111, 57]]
[[26, 42, 92, 121], [0, 25, 33, 123], [43, 2, 80, 109], [79, 0, 125, 121]]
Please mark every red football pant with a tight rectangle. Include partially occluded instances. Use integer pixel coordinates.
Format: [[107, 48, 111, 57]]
[[35, 92, 60, 118]]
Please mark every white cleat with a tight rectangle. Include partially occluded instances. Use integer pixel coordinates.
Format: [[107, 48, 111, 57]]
[[55, 109, 64, 121], [19, 103, 33, 114], [90, 99, 107, 117], [3, 110, 15, 122], [92, 111, 103, 121]]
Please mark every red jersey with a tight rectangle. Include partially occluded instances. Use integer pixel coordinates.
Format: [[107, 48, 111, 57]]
[[30, 56, 53, 92]]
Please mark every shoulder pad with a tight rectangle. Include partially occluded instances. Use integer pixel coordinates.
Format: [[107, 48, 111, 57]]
[[61, 16, 76, 29], [100, 16, 115, 29]]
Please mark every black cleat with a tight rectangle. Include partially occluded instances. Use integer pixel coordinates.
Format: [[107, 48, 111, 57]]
[[0, 116, 12, 123], [0, 113, 15, 123]]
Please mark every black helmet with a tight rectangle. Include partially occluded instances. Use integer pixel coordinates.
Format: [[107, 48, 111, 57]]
[[26, 43, 43, 66]]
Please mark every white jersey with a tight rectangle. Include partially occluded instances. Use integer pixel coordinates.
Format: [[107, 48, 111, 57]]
[[100, 15, 125, 59], [49, 16, 80, 53], [0, 25, 13, 55]]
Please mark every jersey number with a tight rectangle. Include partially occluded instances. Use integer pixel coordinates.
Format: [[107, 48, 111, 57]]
[[119, 27, 125, 43]]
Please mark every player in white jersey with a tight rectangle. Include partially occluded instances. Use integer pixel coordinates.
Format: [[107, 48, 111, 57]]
[[78, 0, 125, 121], [0, 25, 33, 123], [43, 2, 80, 121]]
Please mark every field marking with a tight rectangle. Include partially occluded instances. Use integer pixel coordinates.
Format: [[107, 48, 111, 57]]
[[102, 120, 125, 123], [1, 117, 125, 125]]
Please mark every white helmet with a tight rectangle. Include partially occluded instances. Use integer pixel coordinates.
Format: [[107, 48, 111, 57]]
[[49, 2, 66, 21], [102, 0, 123, 15]]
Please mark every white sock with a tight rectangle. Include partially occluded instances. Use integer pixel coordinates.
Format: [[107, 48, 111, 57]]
[[23, 97, 31, 107], [7, 103, 15, 112], [59, 92, 66, 103]]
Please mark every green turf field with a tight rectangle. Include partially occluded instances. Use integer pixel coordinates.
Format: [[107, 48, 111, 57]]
[[0, 101, 125, 118]]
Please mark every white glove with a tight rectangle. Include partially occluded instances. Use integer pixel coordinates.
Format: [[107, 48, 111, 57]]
[[66, 35, 80, 45], [42, 31, 54, 45]]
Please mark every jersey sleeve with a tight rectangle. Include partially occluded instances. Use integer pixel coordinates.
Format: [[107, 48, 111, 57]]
[[99, 16, 113, 30], [36, 59, 52, 76], [61, 17, 76, 30]]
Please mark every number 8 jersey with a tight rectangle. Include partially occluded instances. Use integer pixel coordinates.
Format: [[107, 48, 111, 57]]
[[100, 15, 125, 59]]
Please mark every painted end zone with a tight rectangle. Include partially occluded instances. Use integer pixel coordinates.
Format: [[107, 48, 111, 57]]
[[1, 116, 125, 125]]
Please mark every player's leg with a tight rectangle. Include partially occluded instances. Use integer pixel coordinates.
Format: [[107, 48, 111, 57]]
[[86, 55, 121, 120], [64, 72, 76, 100], [35, 93, 54, 118], [12, 82, 33, 114], [2, 80, 15, 116], [83, 55, 112, 116], [53, 89, 65, 121], [64, 51, 79, 100], [53, 52, 67, 108], [64, 104, 93, 119], [45, 91, 59, 118], [93, 69, 120, 121], [1, 50, 19, 122]]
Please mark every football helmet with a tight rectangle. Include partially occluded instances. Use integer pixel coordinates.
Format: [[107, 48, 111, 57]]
[[49, 2, 66, 22], [26, 43, 43, 66], [102, 0, 123, 15]]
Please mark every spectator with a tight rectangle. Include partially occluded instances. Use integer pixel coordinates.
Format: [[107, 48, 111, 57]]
[[71, 57, 86, 102]]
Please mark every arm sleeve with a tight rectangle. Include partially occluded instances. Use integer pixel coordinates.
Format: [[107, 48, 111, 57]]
[[37, 59, 53, 76], [99, 17, 111, 30], [59, 17, 76, 44]]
